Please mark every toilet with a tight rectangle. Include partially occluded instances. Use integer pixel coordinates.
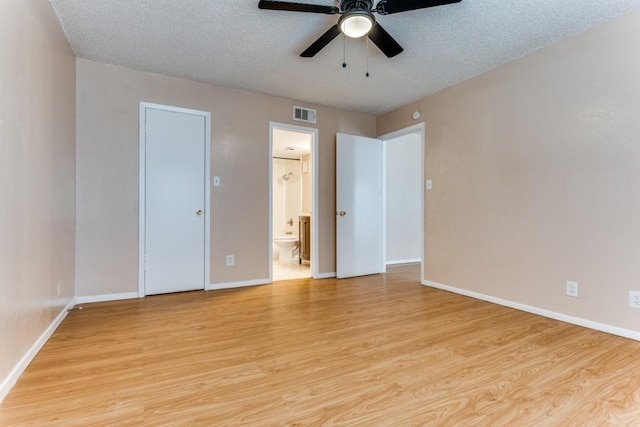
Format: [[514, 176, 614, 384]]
[[273, 236, 298, 262]]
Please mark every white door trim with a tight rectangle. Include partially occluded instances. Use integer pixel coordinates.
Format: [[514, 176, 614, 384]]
[[381, 138, 387, 274], [379, 122, 426, 283], [268, 122, 320, 280], [138, 102, 211, 297]]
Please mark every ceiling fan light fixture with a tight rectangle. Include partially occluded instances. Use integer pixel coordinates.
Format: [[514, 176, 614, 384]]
[[339, 11, 374, 38]]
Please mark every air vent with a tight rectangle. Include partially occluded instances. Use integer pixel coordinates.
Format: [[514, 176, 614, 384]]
[[293, 106, 317, 124]]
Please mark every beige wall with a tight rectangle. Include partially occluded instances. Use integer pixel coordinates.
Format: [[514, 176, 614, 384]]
[[0, 1, 76, 390], [75, 59, 375, 296], [377, 8, 640, 332]]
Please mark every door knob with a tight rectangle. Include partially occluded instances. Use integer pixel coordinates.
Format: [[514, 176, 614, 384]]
[[338, 211, 346, 216], [196, 209, 203, 216]]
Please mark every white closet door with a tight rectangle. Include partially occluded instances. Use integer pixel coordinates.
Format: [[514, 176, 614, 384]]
[[143, 106, 207, 295]]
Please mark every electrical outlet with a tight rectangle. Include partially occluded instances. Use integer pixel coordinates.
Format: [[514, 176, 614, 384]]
[[566, 281, 579, 298], [226, 255, 235, 266], [629, 291, 640, 309], [57, 280, 62, 297]]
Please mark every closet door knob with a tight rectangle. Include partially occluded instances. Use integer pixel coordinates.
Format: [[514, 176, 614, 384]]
[[338, 211, 346, 216], [196, 209, 203, 216]]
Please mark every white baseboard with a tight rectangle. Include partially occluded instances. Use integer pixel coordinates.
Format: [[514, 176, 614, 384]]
[[75, 292, 140, 304], [0, 299, 75, 403], [207, 279, 270, 291], [314, 272, 336, 279], [386, 258, 421, 266], [423, 280, 640, 341]]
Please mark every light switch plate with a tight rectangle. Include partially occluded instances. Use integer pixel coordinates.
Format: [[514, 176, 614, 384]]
[[426, 179, 433, 190], [213, 176, 221, 187]]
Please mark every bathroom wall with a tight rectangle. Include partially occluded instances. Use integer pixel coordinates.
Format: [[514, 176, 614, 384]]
[[285, 163, 302, 235], [301, 154, 312, 214], [272, 159, 302, 238]]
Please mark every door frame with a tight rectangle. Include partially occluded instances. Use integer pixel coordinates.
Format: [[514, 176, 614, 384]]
[[268, 122, 320, 280], [138, 102, 212, 297], [379, 122, 426, 283]]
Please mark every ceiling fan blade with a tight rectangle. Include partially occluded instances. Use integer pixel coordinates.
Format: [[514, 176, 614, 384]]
[[259, 0, 339, 14], [367, 23, 403, 58], [301, 25, 341, 57], [376, 0, 461, 15]]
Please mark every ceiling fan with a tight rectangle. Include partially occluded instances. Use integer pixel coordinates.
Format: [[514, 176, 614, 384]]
[[258, 0, 462, 58]]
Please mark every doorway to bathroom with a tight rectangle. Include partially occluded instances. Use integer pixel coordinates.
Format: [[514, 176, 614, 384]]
[[269, 122, 318, 282]]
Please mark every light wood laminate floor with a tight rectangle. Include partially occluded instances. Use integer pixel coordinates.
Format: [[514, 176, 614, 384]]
[[2, 264, 640, 426]]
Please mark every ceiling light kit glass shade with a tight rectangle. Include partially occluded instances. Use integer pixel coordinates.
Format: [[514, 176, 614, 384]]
[[339, 11, 375, 38]]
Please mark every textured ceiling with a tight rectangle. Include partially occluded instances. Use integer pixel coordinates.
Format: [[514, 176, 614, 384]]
[[51, 0, 640, 115]]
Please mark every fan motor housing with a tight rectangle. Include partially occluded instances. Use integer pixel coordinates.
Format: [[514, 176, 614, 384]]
[[340, 0, 373, 11]]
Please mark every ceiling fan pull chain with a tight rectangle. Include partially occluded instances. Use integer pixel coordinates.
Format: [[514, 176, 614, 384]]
[[366, 37, 370, 77], [342, 34, 347, 68]]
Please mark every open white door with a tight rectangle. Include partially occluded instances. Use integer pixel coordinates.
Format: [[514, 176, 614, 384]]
[[336, 133, 384, 279]]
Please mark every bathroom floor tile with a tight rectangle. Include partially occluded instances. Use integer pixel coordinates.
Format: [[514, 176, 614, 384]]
[[273, 261, 310, 281]]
